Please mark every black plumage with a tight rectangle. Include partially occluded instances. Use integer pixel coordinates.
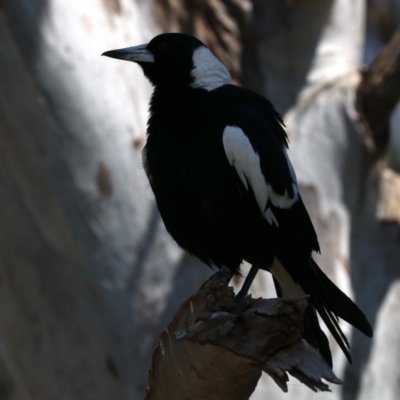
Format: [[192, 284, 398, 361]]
[[103, 33, 372, 367]]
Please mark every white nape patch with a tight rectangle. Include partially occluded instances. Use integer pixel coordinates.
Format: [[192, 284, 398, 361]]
[[190, 46, 231, 91], [223, 126, 269, 213], [270, 257, 305, 297]]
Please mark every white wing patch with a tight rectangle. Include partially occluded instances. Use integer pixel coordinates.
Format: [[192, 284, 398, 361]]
[[268, 182, 299, 208], [191, 47, 231, 91], [222, 125, 299, 227], [223, 126, 269, 216]]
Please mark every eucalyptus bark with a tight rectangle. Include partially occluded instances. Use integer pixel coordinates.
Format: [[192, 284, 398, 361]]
[[1, 0, 400, 399], [160, 1, 400, 399], [356, 29, 400, 153], [146, 270, 340, 399], [0, 1, 210, 398]]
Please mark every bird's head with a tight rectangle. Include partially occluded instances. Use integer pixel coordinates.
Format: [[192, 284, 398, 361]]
[[102, 33, 231, 91]]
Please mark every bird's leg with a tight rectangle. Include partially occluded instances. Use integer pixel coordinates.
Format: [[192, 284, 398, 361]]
[[234, 263, 261, 302]]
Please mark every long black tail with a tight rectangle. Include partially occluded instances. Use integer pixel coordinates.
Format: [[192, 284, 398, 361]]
[[271, 256, 373, 365]]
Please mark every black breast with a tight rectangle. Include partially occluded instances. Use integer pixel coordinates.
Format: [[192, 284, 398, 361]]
[[145, 86, 276, 272]]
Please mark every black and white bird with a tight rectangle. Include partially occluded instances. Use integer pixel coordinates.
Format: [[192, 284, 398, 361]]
[[103, 33, 372, 366]]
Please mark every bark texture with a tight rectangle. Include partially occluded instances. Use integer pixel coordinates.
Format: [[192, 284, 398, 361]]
[[146, 270, 340, 399], [357, 279, 400, 400], [357, 29, 400, 153], [154, 1, 400, 399], [0, 1, 211, 398], [0, 0, 399, 399]]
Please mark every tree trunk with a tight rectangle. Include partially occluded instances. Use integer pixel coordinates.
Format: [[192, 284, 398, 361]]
[[1, 0, 399, 399], [0, 1, 211, 398], [146, 270, 341, 399]]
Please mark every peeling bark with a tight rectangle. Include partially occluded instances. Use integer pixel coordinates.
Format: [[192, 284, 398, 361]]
[[357, 29, 400, 153], [146, 270, 340, 399]]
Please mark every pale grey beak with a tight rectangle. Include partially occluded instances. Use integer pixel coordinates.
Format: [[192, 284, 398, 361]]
[[102, 44, 154, 63]]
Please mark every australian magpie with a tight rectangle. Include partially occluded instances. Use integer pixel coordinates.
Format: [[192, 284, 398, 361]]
[[103, 33, 372, 366]]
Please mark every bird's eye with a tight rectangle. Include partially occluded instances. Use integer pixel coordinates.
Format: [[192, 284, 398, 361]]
[[158, 42, 168, 51]]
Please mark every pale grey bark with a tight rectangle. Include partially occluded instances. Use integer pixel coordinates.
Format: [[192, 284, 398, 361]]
[[0, 1, 211, 399], [240, 1, 398, 400], [0, 0, 399, 399], [357, 279, 400, 400]]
